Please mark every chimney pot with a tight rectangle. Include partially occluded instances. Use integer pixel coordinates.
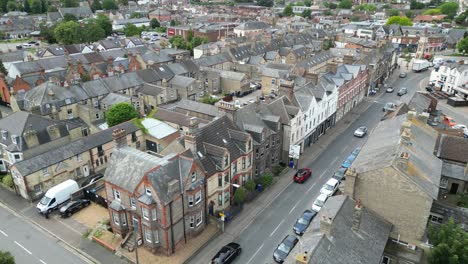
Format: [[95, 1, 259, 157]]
[[112, 128, 127, 148]]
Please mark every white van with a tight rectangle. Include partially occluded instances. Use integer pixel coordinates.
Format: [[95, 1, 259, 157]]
[[37, 180, 79, 214]]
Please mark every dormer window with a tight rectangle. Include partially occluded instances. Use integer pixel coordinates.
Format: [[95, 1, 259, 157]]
[[1, 130, 7, 140], [224, 155, 229, 167], [191, 171, 196, 182], [11, 135, 19, 145]]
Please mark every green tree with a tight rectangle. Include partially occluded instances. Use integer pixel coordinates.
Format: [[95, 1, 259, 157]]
[[405, 11, 414, 19], [386, 16, 413, 26], [257, 0, 273, 7], [0, 251, 15, 264], [356, 4, 376, 12], [233, 187, 247, 205], [457, 37, 468, 55], [438, 2, 458, 19], [0, 31, 4, 40], [325, 2, 337, 9], [63, 13, 77, 21], [302, 9, 311, 19], [7, 1, 20, 12], [95, 14, 112, 36], [410, 0, 424, 9], [2, 174, 13, 188], [24, 0, 31, 13], [283, 4, 293, 16], [54, 21, 81, 44], [423, 9, 442, 15], [169, 35, 186, 49], [102, 0, 118, 10], [47, 5, 57, 12], [40, 23, 57, 43], [303, 0, 311, 6], [91, 0, 102, 11], [428, 218, 468, 264], [382, 4, 391, 9], [40, 0, 46, 12], [123, 23, 142, 36], [0, 0, 7, 13], [324, 10, 332, 16], [106, 103, 139, 127], [338, 0, 352, 9], [118, 0, 128, 5], [186, 30, 194, 43], [84, 22, 105, 43], [31, 0, 42, 13], [388, 9, 399, 16], [150, 18, 160, 29], [62, 0, 79, 7], [129, 12, 142, 18], [0, 59, 8, 76], [351, 16, 360, 22], [259, 172, 273, 187], [245, 180, 256, 192], [455, 10, 468, 26]]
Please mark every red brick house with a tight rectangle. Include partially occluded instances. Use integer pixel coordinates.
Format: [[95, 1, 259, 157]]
[[149, 9, 172, 22]]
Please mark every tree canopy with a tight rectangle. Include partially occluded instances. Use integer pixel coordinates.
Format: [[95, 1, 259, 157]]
[[91, 0, 102, 11], [355, 4, 376, 12], [457, 37, 468, 55], [302, 9, 311, 19], [338, 0, 352, 9], [438, 2, 458, 19], [123, 23, 143, 37], [102, 0, 118, 10], [455, 10, 468, 26], [283, 4, 293, 16], [0, 59, 8, 76], [150, 18, 160, 29], [0, 251, 15, 264], [428, 218, 468, 264], [62, 0, 79, 8], [410, 0, 425, 9], [423, 9, 442, 15], [257, 0, 274, 7], [388, 9, 400, 17], [106, 103, 139, 127], [386, 16, 413, 26]]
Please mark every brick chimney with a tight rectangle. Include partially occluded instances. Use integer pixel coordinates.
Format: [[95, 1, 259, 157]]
[[327, 62, 338, 74], [112, 128, 127, 148], [184, 117, 199, 153], [320, 214, 333, 236], [352, 199, 362, 231], [344, 168, 357, 199], [401, 128, 412, 146], [47, 124, 61, 140], [406, 110, 416, 120], [306, 72, 319, 85], [343, 54, 354, 65], [23, 127, 39, 148]]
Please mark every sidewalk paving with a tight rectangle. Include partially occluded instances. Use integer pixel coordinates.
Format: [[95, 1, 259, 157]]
[[185, 98, 375, 264]]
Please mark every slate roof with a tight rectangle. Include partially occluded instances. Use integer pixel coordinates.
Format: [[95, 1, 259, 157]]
[[352, 114, 442, 199], [434, 134, 468, 164], [101, 93, 131, 107], [286, 195, 392, 264], [169, 99, 222, 119], [58, 6, 93, 18], [408, 92, 436, 113], [0, 50, 24, 63], [14, 121, 139, 176], [169, 75, 195, 88], [235, 21, 269, 31], [235, 103, 279, 144], [441, 162, 468, 181], [152, 108, 209, 127], [137, 83, 164, 96]]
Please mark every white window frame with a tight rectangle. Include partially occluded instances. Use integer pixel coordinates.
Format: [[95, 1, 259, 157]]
[[381, 256, 391, 264], [224, 191, 230, 203], [196, 212, 203, 227], [130, 197, 136, 208], [144, 227, 152, 243], [95, 113, 100, 120], [188, 195, 194, 207], [142, 207, 149, 220], [113, 212, 120, 226], [113, 189, 121, 201], [195, 191, 202, 205], [151, 208, 157, 221]]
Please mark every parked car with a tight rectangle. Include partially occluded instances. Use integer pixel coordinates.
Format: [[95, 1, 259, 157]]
[[399, 72, 407, 78], [341, 155, 355, 169], [269, 92, 277, 99], [397, 87, 407, 96], [425, 86, 434, 92], [427, 117, 439, 126], [351, 147, 361, 156], [16, 45, 23, 50], [442, 116, 457, 127], [452, 124, 467, 130], [353, 126, 367, 137], [211, 242, 242, 264], [312, 193, 328, 212], [293, 210, 317, 236], [320, 178, 339, 196], [273, 235, 298, 263], [259, 96, 265, 102], [59, 199, 90, 218], [37, 180, 79, 214], [81, 173, 104, 188], [386, 87, 394, 93], [332, 167, 347, 182], [293, 168, 312, 183], [22, 43, 32, 48], [383, 102, 397, 112]]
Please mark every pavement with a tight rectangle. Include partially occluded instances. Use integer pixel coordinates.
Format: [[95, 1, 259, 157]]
[[0, 186, 128, 264], [187, 69, 429, 264]]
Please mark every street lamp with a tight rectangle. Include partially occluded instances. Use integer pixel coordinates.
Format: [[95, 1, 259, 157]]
[[125, 208, 139, 264]]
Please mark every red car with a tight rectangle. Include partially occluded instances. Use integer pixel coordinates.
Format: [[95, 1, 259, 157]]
[[293, 168, 312, 183]]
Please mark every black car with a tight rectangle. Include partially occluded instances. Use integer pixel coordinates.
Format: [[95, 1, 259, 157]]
[[81, 173, 104, 187], [293, 210, 317, 235], [211, 242, 241, 264], [273, 235, 298, 263], [59, 199, 90, 218], [332, 167, 348, 182]]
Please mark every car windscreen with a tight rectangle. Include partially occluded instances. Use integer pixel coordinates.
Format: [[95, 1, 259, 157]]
[[324, 184, 334, 191], [314, 199, 324, 207], [298, 217, 308, 225], [278, 243, 291, 253], [40, 196, 51, 205]]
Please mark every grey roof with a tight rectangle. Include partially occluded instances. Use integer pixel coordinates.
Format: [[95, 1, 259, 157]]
[[0, 50, 25, 63], [408, 92, 435, 113], [434, 134, 468, 164], [59, 6, 93, 17], [351, 114, 442, 199], [170, 99, 222, 119], [137, 83, 164, 96], [286, 195, 392, 264], [152, 108, 209, 127], [441, 161, 468, 181], [219, 70, 245, 81], [101, 93, 131, 107], [169, 75, 195, 88], [194, 53, 231, 67], [235, 21, 269, 31], [14, 121, 139, 176]]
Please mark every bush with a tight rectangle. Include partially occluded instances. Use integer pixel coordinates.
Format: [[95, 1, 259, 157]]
[[272, 165, 286, 176], [233, 187, 247, 205], [245, 180, 256, 192], [259, 173, 273, 187], [2, 174, 13, 188]]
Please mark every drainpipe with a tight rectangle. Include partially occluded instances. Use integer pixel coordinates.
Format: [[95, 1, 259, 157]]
[[169, 200, 175, 254], [180, 190, 187, 243]]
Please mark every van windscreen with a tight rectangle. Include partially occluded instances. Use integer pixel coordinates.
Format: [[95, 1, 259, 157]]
[[40, 196, 51, 205]]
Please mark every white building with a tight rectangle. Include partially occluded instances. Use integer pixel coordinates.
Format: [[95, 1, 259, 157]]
[[233, 21, 269, 37], [429, 64, 468, 95]]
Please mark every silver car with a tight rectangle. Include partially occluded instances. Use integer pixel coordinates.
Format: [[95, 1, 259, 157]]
[[397, 87, 407, 96], [354, 126, 368, 137], [383, 102, 397, 112]]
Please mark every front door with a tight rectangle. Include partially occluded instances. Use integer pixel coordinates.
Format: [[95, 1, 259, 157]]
[[146, 140, 157, 153], [450, 183, 459, 194]]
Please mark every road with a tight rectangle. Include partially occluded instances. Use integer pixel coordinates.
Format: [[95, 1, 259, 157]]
[[0, 204, 89, 264], [189, 70, 429, 264]]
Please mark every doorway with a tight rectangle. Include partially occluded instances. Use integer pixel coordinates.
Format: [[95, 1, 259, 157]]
[[450, 183, 459, 194]]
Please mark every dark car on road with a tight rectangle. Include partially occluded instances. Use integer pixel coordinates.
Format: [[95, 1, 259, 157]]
[[81, 173, 104, 187], [293, 210, 317, 236], [60, 199, 90, 218], [273, 235, 299, 263], [293, 168, 312, 183], [332, 167, 348, 182], [211, 242, 242, 264]]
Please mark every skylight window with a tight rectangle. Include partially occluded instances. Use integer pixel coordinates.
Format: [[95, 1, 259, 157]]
[[197, 151, 204, 158]]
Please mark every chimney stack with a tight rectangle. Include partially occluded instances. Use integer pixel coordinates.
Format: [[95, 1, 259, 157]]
[[184, 117, 199, 153], [401, 128, 412, 146], [406, 110, 416, 121], [47, 124, 61, 140], [320, 214, 333, 236], [23, 128, 39, 148], [352, 199, 362, 231], [344, 168, 358, 198], [418, 112, 429, 124], [397, 152, 409, 171], [112, 128, 127, 148]]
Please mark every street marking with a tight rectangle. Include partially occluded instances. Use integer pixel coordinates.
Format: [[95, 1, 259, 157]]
[[331, 157, 338, 165], [270, 219, 285, 237], [246, 243, 264, 264], [289, 199, 301, 214], [39, 260, 47, 264], [14, 241, 32, 255], [307, 182, 317, 193], [318, 171, 327, 179], [0, 229, 8, 237]]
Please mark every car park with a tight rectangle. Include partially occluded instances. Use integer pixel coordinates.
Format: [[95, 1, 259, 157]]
[[59, 199, 90, 218], [211, 242, 242, 264], [386, 87, 394, 93], [312, 193, 328, 212], [353, 126, 367, 137], [273, 235, 298, 263], [399, 72, 407, 78], [293, 168, 312, 183], [293, 210, 317, 236], [332, 167, 347, 182], [397, 87, 407, 96], [81, 173, 104, 187], [320, 178, 339, 196]]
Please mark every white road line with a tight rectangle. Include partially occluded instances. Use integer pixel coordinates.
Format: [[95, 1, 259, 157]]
[[307, 182, 317, 193], [318, 170, 327, 179], [0, 229, 8, 237], [289, 199, 301, 214], [246, 243, 264, 264], [331, 157, 338, 165], [270, 219, 285, 237], [39, 260, 47, 264], [14, 241, 32, 255]]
